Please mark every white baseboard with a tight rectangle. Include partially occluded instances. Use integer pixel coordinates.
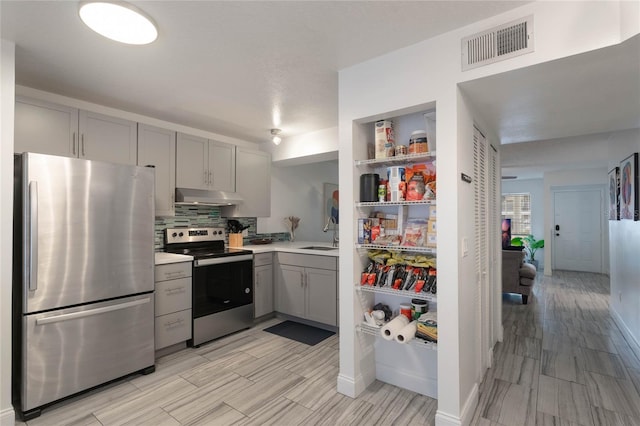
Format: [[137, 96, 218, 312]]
[[434, 382, 479, 426], [0, 407, 15, 426], [435, 410, 461, 426], [336, 371, 373, 398], [610, 306, 640, 362], [460, 383, 479, 425]]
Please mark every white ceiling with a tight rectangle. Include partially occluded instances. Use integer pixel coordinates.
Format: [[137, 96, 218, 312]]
[[460, 34, 640, 179], [1, 0, 529, 144]]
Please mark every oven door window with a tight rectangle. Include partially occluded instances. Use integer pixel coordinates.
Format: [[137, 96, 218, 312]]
[[193, 260, 253, 317]]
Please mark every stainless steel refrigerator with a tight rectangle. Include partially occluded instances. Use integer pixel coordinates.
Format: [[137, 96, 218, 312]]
[[12, 152, 156, 420]]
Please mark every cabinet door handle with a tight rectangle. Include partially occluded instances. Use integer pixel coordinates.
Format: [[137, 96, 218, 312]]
[[81, 134, 85, 156], [72, 132, 76, 155], [203, 171, 208, 185], [209, 171, 213, 186]]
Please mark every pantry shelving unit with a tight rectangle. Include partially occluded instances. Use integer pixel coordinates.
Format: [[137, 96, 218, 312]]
[[352, 109, 438, 398]]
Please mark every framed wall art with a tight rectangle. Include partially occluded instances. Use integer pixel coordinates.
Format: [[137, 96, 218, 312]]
[[608, 166, 620, 220], [323, 183, 339, 229], [619, 153, 639, 221]]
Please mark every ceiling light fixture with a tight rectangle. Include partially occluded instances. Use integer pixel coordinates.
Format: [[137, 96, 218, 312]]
[[78, 1, 158, 45], [270, 128, 282, 145]]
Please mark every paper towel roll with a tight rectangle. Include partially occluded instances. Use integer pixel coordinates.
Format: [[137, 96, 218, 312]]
[[395, 321, 418, 344], [380, 315, 409, 341]]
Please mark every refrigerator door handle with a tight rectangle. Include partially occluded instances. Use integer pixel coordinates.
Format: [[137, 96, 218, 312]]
[[28, 181, 38, 292], [35, 297, 151, 325]]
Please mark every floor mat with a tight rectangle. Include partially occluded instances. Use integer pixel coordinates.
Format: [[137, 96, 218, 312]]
[[263, 320, 335, 346]]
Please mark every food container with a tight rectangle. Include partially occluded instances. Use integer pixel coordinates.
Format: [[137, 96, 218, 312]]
[[395, 145, 407, 156], [411, 299, 428, 320], [387, 166, 406, 202], [409, 130, 428, 154], [360, 173, 379, 202], [399, 303, 412, 321], [378, 183, 387, 203], [375, 120, 395, 159]]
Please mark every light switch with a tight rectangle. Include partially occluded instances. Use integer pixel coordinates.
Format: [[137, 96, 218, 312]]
[[461, 237, 468, 257]]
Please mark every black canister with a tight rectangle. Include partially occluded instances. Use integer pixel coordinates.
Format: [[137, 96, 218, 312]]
[[360, 173, 380, 202]]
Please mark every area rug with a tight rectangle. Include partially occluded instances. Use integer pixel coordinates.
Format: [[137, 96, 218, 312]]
[[263, 320, 335, 346]]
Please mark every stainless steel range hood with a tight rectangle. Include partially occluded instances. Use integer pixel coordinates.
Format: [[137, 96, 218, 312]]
[[175, 188, 243, 206]]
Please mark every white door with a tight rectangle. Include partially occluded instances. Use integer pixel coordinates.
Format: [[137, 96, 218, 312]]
[[553, 189, 603, 272]]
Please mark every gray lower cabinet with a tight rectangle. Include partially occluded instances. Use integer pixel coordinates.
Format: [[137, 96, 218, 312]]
[[154, 262, 192, 350], [254, 253, 274, 318], [275, 253, 337, 326]]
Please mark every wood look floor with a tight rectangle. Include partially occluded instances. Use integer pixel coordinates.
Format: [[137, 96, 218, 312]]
[[472, 270, 640, 426], [17, 318, 437, 426], [17, 271, 640, 426]]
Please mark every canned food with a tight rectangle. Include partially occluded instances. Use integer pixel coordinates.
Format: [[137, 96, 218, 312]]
[[378, 184, 387, 203]]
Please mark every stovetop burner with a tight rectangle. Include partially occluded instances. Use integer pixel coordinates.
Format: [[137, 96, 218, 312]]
[[164, 227, 253, 259]]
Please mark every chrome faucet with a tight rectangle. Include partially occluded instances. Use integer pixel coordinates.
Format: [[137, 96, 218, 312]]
[[323, 216, 339, 247]]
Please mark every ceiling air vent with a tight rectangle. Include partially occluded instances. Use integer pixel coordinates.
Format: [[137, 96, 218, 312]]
[[462, 15, 534, 71]]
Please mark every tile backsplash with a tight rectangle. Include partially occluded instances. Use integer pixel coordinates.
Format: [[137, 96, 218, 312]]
[[154, 205, 287, 251]]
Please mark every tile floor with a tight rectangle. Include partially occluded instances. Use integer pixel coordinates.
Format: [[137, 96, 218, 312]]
[[472, 270, 640, 426], [16, 318, 437, 426], [16, 270, 640, 425]]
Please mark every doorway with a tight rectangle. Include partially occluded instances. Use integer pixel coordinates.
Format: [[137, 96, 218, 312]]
[[552, 187, 604, 273]]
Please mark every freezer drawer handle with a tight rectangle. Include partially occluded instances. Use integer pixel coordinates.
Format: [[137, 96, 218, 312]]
[[35, 297, 151, 325], [28, 181, 38, 292]]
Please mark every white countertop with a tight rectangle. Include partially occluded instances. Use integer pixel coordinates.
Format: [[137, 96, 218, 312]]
[[240, 241, 339, 257], [154, 252, 194, 265]]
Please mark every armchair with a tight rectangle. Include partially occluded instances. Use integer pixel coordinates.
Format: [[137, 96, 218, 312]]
[[502, 248, 537, 304]]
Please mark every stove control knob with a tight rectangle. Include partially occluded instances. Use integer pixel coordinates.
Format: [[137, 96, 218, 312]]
[[171, 232, 177, 238], [178, 232, 184, 237], [245, 288, 251, 294]]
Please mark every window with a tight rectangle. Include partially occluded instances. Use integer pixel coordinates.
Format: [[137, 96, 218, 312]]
[[502, 193, 531, 238]]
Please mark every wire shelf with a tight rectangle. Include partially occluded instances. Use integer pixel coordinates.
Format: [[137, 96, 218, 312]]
[[357, 284, 436, 301], [357, 323, 437, 350], [356, 200, 435, 207], [355, 152, 436, 167], [356, 244, 436, 254]]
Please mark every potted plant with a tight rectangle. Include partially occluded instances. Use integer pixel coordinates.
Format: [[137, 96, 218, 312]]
[[510, 234, 544, 269]]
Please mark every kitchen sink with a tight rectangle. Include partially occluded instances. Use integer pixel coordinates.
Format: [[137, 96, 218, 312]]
[[299, 246, 338, 251]]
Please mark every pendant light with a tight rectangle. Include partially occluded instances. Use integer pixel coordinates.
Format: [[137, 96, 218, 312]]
[[79, 1, 158, 45]]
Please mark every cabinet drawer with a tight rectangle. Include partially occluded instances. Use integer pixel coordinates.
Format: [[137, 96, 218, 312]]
[[254, 252, 273, 267], [155, 309, 192, 350], [155, 277, 192, 316], [277, 252, 337, 271], [155, 262, 192, 282]]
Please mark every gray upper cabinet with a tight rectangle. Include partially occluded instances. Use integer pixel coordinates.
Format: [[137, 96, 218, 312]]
[[176, 133, 235, 192], [78, 111, 137, 165], [137, 124, 176, 217], [224, 148, 271, 217], [15, 97, 78, 157], [15, 97, 137, 165]]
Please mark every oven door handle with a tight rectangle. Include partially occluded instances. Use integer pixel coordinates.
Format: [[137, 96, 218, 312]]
[[194, 254, 253, 267]]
